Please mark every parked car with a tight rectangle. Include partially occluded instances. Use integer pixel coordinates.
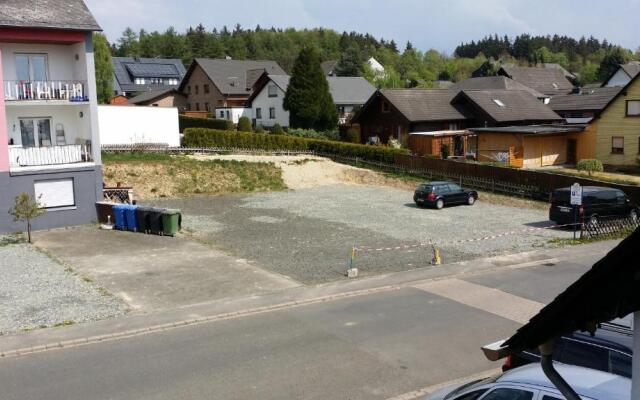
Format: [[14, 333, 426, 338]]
[[414, 181, 478, 209], [424, 363, 630, 400], [502, 324, 632, 378], [549, 186, 638, 226]]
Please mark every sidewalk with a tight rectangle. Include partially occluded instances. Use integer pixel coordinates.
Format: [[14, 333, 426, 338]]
[[0, 239, 617, 357]]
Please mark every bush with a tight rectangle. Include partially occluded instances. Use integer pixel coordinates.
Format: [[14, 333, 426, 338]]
[[183, 128, 405, 163], [237, 116, 252, 132], [179, 115, 234, 133], [255, 125, 265, 134], [271, 123, 285, 135], [340, 128, 360, 144], [576, 159, 603, 176], [287, 128, 340, 141]]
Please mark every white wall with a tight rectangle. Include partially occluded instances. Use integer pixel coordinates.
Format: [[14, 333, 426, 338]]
[[214, 107, 251, 124], [605, 69, 632, 87], [251, 82, 289, 128], [0, 43, 84, 82], [98, 105, 180, 147], [6, 104, 91, 146]]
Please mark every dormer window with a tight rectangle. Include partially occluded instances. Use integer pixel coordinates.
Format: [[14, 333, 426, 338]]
[[268, 84, 278, 97], [492, 99, 506, 108], [382, 101, 390, 113]]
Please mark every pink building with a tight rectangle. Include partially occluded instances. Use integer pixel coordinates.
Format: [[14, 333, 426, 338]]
[[0, 0, 102, 232]]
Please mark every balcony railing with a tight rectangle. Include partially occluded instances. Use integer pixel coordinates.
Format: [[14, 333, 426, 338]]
[[4, 80, 89, 102], [9, 144, 92, 168]]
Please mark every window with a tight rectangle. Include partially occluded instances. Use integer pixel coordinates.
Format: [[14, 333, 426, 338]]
[[268, 84, 278, 97], [626, 100, 640, 116], [195, 85, 199, 95], [204, 102, 210, 112], [612, 136, 624, 154], [204, 84, 210, 94], [610, 351, 632, 378], [219, 110, 225, 118], [195, 103, 200, 111], [482, 388, 534, 400], [382, 101, 390, 113], [34, 179, 75, 209], [541, 396, 562, 400], [19, 118, 51, 147], [256, 108, 262, 119], [451, 389, 488, 400], [16, 54, 48, 81], [492, 99, 506, 108], [186, 103, 191, 111], [561, 339, 609, 371], [269, 107, 276, 119], [187, 86, 191, 94]]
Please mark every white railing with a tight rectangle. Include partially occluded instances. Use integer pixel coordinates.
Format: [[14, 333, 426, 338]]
[[8, 145, 91, 167], [4, 80, 88, 101]]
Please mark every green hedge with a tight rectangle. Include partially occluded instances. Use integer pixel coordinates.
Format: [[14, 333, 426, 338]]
[[183, 128, 405, 163], [179, 115, 234, 132]]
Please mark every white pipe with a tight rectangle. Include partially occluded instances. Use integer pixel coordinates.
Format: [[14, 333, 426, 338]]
[[632, 312, 640, 399]]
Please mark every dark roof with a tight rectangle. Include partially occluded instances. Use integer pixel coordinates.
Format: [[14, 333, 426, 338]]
[[451, 76, 544, 98], [321, 60, 338, 76], [327, 77, 376, 105], [549, 86, 623, 112], [127, 88, 183, 105], [112, 57, 186, 94], [380, 89, 470, 122], [620, 61, 640, 79], [181, 59, 286, 96], [453, 90, 562, 124], [503, 227, 640, 353], [470, 125, 584, 135], [0, 0, 100, 31], [499, 66, 574, 95]]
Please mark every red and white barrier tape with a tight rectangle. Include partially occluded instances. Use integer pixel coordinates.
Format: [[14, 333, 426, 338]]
[[355, 223, 578, 253]]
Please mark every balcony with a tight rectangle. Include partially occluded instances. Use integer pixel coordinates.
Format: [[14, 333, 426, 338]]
[[9, 144, 93, 170], [4, 80, 89, 103]]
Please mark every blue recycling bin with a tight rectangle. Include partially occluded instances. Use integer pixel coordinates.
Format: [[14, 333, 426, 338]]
[[112, 204, 127, 230], [124, 204, 139, 232]]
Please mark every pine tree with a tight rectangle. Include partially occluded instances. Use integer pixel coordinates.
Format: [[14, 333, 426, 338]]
[[93, 33, 114, 104], [335, 44, 364, 76], [283, 47, 338, 131], [117, 27, 139, 57]]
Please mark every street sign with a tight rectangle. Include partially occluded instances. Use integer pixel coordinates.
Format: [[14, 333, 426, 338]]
[[570, 183, 583, 206]]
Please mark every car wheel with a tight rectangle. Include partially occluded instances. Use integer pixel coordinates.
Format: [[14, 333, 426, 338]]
[[435, 199, 444, 210], [630, 209, 638, 223], [467, 195, 476, 206]]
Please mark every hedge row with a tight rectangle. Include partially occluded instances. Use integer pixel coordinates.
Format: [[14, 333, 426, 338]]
[[179, 115, 234, 132], [183, 128, 405, 163]]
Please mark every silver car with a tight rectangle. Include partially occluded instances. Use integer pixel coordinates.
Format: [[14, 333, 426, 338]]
[[425, 363, 630, 400]]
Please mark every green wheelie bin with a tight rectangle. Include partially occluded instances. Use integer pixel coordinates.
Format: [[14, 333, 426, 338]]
[[161, 209, 182, 236]]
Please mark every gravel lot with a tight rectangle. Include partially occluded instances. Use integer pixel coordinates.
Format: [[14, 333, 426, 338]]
[[150, 184, 572, 284], [0, 244, 123, 335]]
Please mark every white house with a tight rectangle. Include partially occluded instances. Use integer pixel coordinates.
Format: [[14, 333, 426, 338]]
[[246, 74, 290, 128], [0, 0, 103, 233], [604, 61, 640, 87], [367, 57, 385, 76]]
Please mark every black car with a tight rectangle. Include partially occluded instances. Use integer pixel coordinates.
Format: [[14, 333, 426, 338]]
[[413, 181, 478, 209], [549, 186, 638, 225], [503, 324, 633, 378]]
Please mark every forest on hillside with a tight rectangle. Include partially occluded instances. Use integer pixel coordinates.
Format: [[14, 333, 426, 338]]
[[109, 24, 640, 88]]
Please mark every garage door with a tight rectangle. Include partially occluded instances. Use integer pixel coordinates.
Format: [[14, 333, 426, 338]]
[[34, 178, 75, 208]]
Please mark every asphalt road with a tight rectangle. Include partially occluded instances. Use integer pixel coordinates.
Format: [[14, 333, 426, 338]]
[[0, 246, 607, 400]]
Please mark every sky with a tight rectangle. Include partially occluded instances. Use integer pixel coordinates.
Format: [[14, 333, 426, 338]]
[[85, 0, 640, 53]]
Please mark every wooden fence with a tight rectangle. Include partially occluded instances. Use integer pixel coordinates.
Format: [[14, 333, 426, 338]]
[[581, 216, 640, 240]]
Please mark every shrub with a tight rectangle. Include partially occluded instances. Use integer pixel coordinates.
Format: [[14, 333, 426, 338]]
[[179, 115, 234, 133], [340, 128, 360, 144], [255, 125, 265, 134], [288, 128, 340, 141], [576, 159, 603, 176], [183, 128, 405, 163], [271, 123, 285, 135], [8, 193, 45, 243], [237, 116, 252, 132]]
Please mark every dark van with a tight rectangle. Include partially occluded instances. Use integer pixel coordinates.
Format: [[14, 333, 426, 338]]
[[549, 186, 638, 225]]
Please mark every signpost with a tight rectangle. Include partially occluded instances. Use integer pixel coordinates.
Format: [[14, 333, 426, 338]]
[[570, 183, 583, 240]]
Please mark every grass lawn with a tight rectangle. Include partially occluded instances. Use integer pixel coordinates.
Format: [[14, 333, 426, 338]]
[[102, 152, 286, 199]]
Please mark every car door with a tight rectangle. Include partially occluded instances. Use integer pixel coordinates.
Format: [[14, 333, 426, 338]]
[[614, 190, 630, 217], [447, 183, 466, 204]]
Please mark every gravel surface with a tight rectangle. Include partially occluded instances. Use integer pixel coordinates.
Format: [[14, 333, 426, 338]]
[[0, 245, 123, 335], [150, 185, 572, 284]]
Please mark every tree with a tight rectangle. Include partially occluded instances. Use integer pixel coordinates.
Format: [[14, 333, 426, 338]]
[[576, 159, 603, 177], [116, 27, 139, 57], [598, 47, 630, 82], [335, 44, 364, 76], [93, 33, 114, 104], [283, 46, 338, 131], [237, 116, 252, 132], [8, 193, 45, 244]]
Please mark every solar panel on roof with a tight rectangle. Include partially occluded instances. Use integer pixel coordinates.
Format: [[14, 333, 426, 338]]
[[124, 63, 180, 78]]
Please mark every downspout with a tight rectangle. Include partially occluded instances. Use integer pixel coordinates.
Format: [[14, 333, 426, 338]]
[[539, 341, 581, 400]]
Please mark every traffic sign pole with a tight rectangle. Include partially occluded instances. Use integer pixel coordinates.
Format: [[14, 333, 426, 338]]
[[570, 183, 583, 240]]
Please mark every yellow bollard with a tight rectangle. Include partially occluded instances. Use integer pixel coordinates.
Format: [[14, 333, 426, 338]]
[[430, 240, 441, 266]]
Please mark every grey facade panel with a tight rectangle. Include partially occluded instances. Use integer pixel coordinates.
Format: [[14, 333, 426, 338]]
[[0, 166, 102, 233]]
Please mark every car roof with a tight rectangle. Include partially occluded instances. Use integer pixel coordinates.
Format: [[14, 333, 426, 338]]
[[554, 186, 622, 193], [497, 363, 630, 399], [570, 328, 633, 354], [423, 181, 454, 185]]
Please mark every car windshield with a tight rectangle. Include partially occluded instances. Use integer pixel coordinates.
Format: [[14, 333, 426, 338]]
[[417, 184, 433, 192], [443, 375, 500, 399]]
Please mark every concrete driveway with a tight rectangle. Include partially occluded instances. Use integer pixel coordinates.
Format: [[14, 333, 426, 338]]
[[34, 227, 299, 312]]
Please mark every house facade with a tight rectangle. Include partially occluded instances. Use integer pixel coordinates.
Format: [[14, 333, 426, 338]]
[[127, 88, 187, 110], [247, 74, 290, 128], [0, 0, 103, 233], [603, 61, 640, 88]]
